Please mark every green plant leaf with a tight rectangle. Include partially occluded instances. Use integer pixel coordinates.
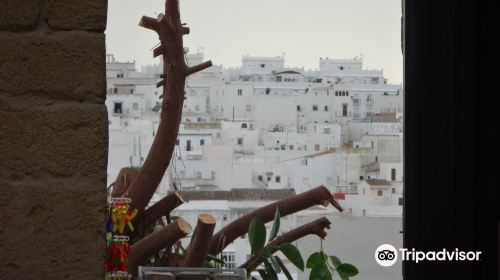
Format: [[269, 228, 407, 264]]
[[279, 243, 304, 271], [269, 207, 280, 242], [310, 262, 332, 280], [249, 218, 267, 254], [206, 254, 224, 264], [270, 255, 282, 273], [170, 215, 180, 222], [306, 251, 327, 269], [329, 255, 342, 268], [264, 260, 279, 280], [274, 256, 293, 280], [337, 263, 359, 277]]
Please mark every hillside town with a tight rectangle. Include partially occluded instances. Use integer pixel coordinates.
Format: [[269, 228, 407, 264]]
[[106, 51, 403, 279]]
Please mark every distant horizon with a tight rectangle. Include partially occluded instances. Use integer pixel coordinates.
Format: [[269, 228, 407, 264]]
[[106, 0, 402, 84]]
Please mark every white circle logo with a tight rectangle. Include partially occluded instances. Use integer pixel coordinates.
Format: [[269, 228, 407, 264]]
[[375, 244, 398, 267]]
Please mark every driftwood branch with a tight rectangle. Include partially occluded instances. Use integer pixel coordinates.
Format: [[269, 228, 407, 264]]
[[182, 214, 216, 267], [240, 217, 331, 272], [128, 218, 192, 276], [111, 167, 140, 197], [123, 0, 208, 212], [185, 61, 213, 76], [208, 185, 342, 255], [137, 192, 184, 233]]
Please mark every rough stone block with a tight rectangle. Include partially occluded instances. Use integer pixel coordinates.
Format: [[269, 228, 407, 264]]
[[0, 104, 108, 179], [0, 179, 106, 280], [43, 0, 107, 31], [0, 0, 40, 31], [0, 31, 106, 103]]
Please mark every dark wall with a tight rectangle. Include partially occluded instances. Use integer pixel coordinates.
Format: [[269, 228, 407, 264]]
[[0, 0, 108, 279], [403, 0, 499, 279]]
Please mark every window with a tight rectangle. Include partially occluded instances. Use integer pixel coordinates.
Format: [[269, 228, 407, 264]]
[[237, 89, 242, 96], [276, 176, 281, 183], [301, 159, 308, 166], [241, 123, 248, 129], [113, 102, 122, 114], [392, 188, 396, 194], [346, 91, 349, 96], [113, 88, 118, 94], [378, 190, 383, 196], [221, 252, 236, 269], [246, 104, 251, 112], [324, 105, 329, 111], [312, 105, 318, 111], [211, 171, 216, 180], [289, 145, 294, 150], [339, 66, 344, 70], [323, 128, 331, 134], [297, 105, 301, 112], [200, 139, 205, 146], [175, 139, 179, 145], [186, 140, 191, 151], [260, 64, 265, 68], [258, 175, 263, 182], [130, 89, 134, 94], [360, 175, 364, 180], [237, 138, 243, 145], [335, 91, 339, 96]]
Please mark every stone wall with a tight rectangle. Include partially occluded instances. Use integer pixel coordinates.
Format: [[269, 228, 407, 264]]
[[0, 1, 108, 279]]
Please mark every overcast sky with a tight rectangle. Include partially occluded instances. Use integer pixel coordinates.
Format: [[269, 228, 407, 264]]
[[106, 0, 402, 84]]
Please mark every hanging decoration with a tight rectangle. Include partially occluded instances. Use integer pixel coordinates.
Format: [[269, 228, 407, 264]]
[[104, 197, 137, 280]]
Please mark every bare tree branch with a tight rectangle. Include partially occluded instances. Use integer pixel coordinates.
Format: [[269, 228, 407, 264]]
[[207, 185, 342, 255], [128, 218, 192, 276]]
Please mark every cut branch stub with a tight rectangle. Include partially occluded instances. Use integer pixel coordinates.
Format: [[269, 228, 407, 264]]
[[208, 185, 341, 256], [137, 192, 184, 234], [128, 218, 192, 276], [240, 217, 331, 272], [182, 214, 216, 267], [111, 167, 140, 197]]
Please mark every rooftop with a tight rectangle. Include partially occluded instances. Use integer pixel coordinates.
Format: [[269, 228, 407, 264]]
[[172, 188, 296, 201]]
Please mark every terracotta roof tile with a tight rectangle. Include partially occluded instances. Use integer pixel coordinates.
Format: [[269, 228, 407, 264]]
[[366, 179, 391, 186]]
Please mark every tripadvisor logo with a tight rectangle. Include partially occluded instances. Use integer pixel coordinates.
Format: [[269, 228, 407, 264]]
[[375, 244, 482, 266]]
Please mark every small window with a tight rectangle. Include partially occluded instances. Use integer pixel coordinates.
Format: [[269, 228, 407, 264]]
[[276, 176, 281, 183], [237, 89, 242, 96], [312, 105, 318, 111], [237, 138, 243, 145], [378, 190, 383, 196], [301, 159, 308, 166], [261, 64, 265, 68], [258, 175, 263, 182], [113, 102, 122, 114], [346, 91, 349, 96], [297, 105, 301, 112], [339, 66, 344, 70], [211, 171, 216, 180], [289, 145, 294, 150], [176, 139, 179, 145], [324, 105, 329, 111], [200, 139, 205, 146], [113, 88, 118, 94], [335, 91, 338, 96], [392, 188, 396, 194], [360, 175, 364, 180], [265, 88, 271, 95], [241, 123, 248, 129], [130, 89, 134, 94]]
